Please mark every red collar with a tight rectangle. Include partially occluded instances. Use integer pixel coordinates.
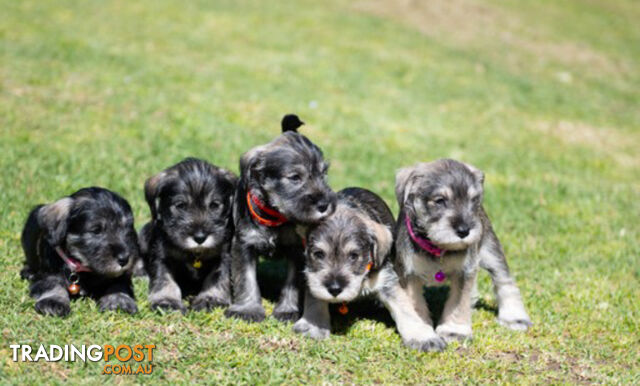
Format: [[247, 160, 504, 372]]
[[404, 215, 444, 257], [55, 246, 91, 273], [246, 191, 288, 227]]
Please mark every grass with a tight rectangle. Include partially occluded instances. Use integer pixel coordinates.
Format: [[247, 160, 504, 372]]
[[0, 0, 638, 383]]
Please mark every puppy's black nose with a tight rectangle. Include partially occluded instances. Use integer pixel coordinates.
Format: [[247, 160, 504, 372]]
[[317, 202, 329, 213], [326, 282, 343, 297], [456, 224, 470, 238], [117, 255, 129, 267], [193, 233, 207, 245]]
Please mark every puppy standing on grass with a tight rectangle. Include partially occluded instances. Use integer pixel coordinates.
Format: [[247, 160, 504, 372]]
[[394, 159, 532, 348], [20, 187, 139, 316], [225, 115, 337, 322], [294, 187, 448, 351], [141, 158, 237, 312]]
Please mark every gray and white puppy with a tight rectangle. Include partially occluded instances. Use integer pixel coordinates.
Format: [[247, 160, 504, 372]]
[[225, 115, 337, 323], [394, 159, 532, 347], [141, 158, 237, 312], [20, 187, 139, 317], [294, 187, 448, 351]]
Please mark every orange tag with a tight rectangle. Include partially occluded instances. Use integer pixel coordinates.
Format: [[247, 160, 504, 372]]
[[338, 303, 349, 315], [68, 283, 80, 295], [366, 262, 373, 272]]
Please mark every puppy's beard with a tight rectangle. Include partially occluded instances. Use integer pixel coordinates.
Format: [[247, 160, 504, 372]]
[[183, 235, 215, 251], [305, 271, 365, 303], [426, 218, 482, 251]]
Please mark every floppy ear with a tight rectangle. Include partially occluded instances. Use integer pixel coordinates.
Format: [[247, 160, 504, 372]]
[[144, 171, 173, 221], [462, 162, 485, 185], [37, 197, 74, 246], [365, 220, 393, 269], [395, 166, 415, 208], [239, 145, 267, 190]]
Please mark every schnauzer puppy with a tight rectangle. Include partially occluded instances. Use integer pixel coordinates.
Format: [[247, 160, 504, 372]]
[[141, 158, 237, 312], [294, 187, 447, 351], [20, 187, 139, 317], [394, 159, 532, 347], [225, 114, 337, 323]]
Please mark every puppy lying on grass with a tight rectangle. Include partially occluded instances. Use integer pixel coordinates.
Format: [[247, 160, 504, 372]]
[[394, 159, 532, 349], [20, 187, 139, 316], [294, 187, 447, 351], [140, 158, 237, 312]]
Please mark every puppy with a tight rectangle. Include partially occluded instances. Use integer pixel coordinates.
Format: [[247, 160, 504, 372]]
[[20, 187, 139, 317], [141, 158, 237, 312], [294, 187, 447, 351], [394, 159, 532, 347], [225, 114, 337, 322]]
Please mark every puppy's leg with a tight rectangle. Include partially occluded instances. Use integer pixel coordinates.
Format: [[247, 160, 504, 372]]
[[272, 254, 303, 322], [405, 276, 434, 325], [31, 275, 71, 317], [479, 233, 532, 330], [98, 276, 137, 314], [225, 241, 265, 322], [436, 270, 476, 342], [379, 277, 446, 352], [148, 264, 185, 313], [192, 249, 231, 311], [293, 289, 330, 339]]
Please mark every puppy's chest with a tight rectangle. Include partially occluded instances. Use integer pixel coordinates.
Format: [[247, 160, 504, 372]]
[[241, 224, 301, 256], [403, 249, 471, 286]]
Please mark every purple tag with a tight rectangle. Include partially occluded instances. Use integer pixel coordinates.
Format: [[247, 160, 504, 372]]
[[434, 270, 446, 282]]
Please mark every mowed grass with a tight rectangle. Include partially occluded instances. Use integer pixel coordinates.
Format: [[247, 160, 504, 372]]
[[0, 0, 638, 383]]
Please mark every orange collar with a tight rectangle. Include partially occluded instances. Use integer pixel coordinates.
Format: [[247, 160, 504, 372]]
[[246, 191, 288, 227]]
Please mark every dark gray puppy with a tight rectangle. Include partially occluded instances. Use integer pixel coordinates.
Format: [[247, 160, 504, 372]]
[[225, 115, 337, 323], [294, 187, 447, 351], [20, 187, 139, 317], [394, 159, 532, 348], [141, 158, 238, 312]]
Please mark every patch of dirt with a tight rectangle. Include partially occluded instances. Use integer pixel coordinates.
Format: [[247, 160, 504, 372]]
[[257, 337, 300, 352], [534, 120, 639, 168], [353, 0, 626, 75]]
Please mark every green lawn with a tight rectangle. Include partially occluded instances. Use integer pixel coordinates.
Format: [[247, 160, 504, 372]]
[[1, 0, 638, 383]]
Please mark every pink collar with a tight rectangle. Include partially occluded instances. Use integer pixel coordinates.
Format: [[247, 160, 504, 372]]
[[404, 215, 444, 257], [55, 246, 91, 273]]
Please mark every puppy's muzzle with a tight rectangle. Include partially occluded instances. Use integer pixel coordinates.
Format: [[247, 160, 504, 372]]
[[192, 231, 208, 245], [323, 275, 347, 297]]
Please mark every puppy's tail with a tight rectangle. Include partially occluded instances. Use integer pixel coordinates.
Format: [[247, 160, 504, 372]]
[[281, 114, 304, 133]]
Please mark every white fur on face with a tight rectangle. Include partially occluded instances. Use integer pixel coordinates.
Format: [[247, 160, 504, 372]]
[[426, 215, 482, 251], [305, 266, 366, 303], [183, 235, 216, 251]]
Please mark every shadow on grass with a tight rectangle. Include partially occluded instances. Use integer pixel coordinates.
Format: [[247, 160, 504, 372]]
[[257, 259, 498, 333]]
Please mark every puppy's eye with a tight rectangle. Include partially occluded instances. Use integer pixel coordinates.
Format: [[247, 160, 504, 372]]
[[288, 174, 302, 183], [349, 252, 359, 262], [312, 250, 325, 260], [173, 202, 187, 210], [209, 201, 220, 210], [433, 197, 447, 206], [471, 196, 481, 205], [89, 225, 103, 235]]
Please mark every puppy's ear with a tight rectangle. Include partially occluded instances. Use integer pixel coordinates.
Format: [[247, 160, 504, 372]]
[[395, 166, 416, 208], [281, 114, 304, 133], [462, 162, 485, 185], [240, 145, 267, 189], [364, 219, 393, 269], [144, 171, 173, 221], [37, 197, 74, 246]]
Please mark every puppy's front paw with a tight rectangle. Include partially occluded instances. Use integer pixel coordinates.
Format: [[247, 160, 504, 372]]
[[151, 298, 186, 314], [35, 298, 70, 317], [498, 316, 532, 331], [99, 293, 138, 314], [404, 335, 447, 352], [224, 304, 266, 322], [436, 323, 473, 343], [272, 309, 300, 323], [293, 318, 330, 340], [191, 295, 229, 311]]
